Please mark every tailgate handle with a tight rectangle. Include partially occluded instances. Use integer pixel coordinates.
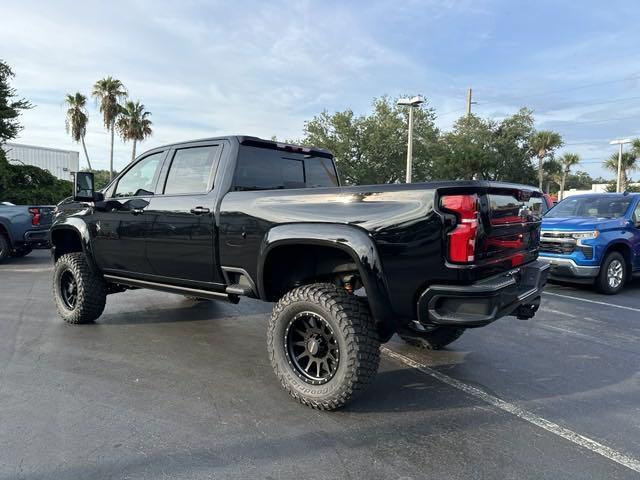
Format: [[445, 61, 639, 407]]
[[190, 206, 210, 215]]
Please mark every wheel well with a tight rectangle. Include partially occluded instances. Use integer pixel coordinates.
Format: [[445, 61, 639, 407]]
[[605, 243, 632, 277], [262, 244, 361, 301], [51, 229, 83, 261], [0, 223, 10, 243]]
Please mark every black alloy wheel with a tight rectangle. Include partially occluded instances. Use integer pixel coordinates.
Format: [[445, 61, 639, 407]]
[[60, 270, 79, 310], [284, 311, 340, 385]]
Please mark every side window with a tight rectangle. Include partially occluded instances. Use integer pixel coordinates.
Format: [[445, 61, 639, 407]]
[[113, 152, 164, 198], [304, 157, 339, 187], [634, 202, 640, 224], [163, 146, 220, 195]]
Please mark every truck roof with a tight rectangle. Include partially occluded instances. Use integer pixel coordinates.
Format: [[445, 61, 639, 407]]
[[151, 135, 333, 158]]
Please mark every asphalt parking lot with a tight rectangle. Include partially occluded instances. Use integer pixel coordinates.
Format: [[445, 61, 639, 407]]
[[1, 250, 639, 480]]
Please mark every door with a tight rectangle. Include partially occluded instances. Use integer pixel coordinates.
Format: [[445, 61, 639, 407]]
[[145, 144, 224, 285], [632, 200, 640, 271], [92, 151, 166, 274]]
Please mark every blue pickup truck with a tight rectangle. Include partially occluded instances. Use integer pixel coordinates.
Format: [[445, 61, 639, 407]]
[[540, 193, 640, 294], [0, 202, 54, 262]]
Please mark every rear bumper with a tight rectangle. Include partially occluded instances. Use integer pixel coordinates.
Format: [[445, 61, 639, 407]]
[[416, 260, 549, 328], [538, 255, 599, 279], [23, 229, 51, 247]]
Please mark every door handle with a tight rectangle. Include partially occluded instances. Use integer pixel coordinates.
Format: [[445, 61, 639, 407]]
[[190, 206, 211, 215], [131, 208, 145, 215]]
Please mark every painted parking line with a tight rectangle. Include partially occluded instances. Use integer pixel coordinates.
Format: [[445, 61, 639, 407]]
[[0, 267, 52, 273], [382, 347, 640, 474], [544, 291, 640, 314]]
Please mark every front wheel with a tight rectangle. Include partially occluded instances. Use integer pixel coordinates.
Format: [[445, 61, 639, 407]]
[[267, 283, 380, 410], [53, 253, 107, 324], [595, 252, 626, 295]]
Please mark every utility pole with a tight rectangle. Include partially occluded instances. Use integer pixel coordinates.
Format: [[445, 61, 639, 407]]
[[466, 88, 477, 117], [609, 138, 631, 193], [397, 96, 424, 183]]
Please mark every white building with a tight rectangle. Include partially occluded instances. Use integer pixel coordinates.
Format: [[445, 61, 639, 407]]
[[1, 142, 79, 181], [561, 183, 640, 200]]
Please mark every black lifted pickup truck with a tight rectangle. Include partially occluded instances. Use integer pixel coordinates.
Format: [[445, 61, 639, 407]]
[[50, 136, 548, 409]]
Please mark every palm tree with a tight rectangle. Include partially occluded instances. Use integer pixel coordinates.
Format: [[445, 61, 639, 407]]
[[604, 151, 638, 192], [92, 77, 127, 181], [116, 101, 153, 163], [530, 131, 563, 190], [558, 153, 580, 200], [64, 92, 92, 170]]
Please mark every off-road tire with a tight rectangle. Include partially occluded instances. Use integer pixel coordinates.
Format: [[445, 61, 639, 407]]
[[595, 251, 626, 295], [53, 253, 107, 324], [0, 234, 10, 262], [399, 327, 465, 350], [267, 283, 380, 410]]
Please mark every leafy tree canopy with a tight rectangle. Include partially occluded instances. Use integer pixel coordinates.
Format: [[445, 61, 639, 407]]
[[0, 149, 72, 204], [0, 60, 33, 144]]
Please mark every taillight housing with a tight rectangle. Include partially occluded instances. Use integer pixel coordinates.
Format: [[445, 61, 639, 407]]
[[28, 207, 41, 226], [441, 194, 479, 263]]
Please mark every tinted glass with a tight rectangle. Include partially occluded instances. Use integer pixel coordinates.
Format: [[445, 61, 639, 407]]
[[233, 146, 338, 191], [164, 146, 220, 195], [114, 152, 164, 197], [489, 194, 544, 224], [546, 196, 632, 219]]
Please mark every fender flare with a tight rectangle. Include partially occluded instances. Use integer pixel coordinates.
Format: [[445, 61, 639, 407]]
[[257, 223, 396, 338], [50, 218, 98, 271]]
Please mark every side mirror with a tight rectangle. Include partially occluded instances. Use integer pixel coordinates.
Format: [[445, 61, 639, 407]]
[[74, 171, 95, 201]]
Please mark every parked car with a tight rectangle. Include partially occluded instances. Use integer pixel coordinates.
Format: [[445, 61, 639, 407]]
[[540, 193, 640, 294], [0, 202, 54, 262], [50, 136, 548, 410]]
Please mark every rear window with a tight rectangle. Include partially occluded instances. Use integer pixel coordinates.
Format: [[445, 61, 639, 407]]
[[489, 193, 544, 225], [233, 146, 339, 191]]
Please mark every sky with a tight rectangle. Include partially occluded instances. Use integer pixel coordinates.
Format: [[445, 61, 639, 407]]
[[2, 0, 640, 178]]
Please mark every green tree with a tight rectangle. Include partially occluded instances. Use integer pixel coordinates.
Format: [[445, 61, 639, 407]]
[[64, 92, 92, 170], [0, 149, 72, 204], [92, 77, 127, 181], [436, 108, 537, 184], [558, 153, 580, 200], [301, 96, 440, 184], [603, 151, 638, 191], [529, 130, 563, 190], [116, 100, 153, 163], [543, 158, 563, 194], [564, 170, 595, 191], [0, 60, 33, 144]]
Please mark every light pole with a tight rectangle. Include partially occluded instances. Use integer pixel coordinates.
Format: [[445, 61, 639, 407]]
[[397, 96, 424, 183], [609, 138, 631, 193]]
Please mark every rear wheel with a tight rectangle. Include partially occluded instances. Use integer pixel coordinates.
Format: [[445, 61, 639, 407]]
[[595, 252, 626, 295], [267, 283, 380, 410], [53, 253, 107, 324], [399, 326, 465, 350]]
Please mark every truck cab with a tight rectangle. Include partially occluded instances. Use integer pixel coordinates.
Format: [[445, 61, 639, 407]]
[[540, 193, 640, 294]]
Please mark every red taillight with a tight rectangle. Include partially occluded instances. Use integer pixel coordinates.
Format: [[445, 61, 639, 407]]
[[441, 194, 478, 263], [28, 207, 40, 226]]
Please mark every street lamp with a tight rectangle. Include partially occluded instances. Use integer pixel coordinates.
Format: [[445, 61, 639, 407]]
[[397, 96, 424, 183], [609, 138, 631, 193]]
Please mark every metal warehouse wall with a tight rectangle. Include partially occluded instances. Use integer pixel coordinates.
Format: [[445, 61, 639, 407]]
[[2, 143, 80, 181]]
